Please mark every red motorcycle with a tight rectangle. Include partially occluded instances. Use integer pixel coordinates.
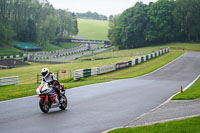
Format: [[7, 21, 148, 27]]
[[36, 83, 67, 113]]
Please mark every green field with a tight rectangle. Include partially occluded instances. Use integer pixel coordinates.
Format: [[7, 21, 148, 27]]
[[42, 43, 62, 51], [168, 43, 200, 51], [0, 46, 24, 56], [58, 42, 80, 49], [42, 42, 80, 51], [78, 19, 109, 40], [0, 46, 172, 84], [109, 116, 200, 133], [0, 42, 80, 56], [0, 48, 184, 101]]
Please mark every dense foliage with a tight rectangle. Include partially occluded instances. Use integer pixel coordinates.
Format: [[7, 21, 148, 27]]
[[108, 0, 200, 49], [0, 0, 78, 46], [76, 11, 107, 20]]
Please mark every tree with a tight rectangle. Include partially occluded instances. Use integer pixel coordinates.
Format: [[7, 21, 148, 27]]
[[108, 15, 120, 46], [72, 13, 79, 35], [38, 16, 58, 45], [0, 0, 78, 46], [174, 0, 200, 41], [0, 22, 6, 45], [145, 0, 176, 44], [109, 15, 114, 21], [76, 11, 107, 20], [108, 2, 148, 49]]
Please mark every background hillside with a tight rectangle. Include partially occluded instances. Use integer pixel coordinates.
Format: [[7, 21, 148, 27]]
[[78, 19, 109, 40]]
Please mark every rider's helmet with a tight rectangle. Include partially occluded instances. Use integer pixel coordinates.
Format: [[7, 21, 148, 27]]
[[41, 68, 49, 78]]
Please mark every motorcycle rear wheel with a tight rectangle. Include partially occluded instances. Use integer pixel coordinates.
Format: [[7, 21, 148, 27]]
[[59, 95, 67, 110], [39, 98, 50, 113]]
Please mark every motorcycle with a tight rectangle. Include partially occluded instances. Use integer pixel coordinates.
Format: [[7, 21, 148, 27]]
[[36, 83, 67, 113]]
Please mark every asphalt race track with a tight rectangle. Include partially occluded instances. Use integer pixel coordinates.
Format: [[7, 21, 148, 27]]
[[0, 52, 200, 133]]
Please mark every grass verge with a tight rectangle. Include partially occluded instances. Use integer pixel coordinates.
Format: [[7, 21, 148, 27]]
[[0, 83, 39, 101], [87, 50, 184, 80], [0, 80, 107, 101], [108, 116, 200, 133], [172, 78, 200, 100], [0, 47, 24, 56]]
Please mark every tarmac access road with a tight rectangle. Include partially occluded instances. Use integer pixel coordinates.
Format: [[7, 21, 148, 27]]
[[0, 52, 200, 133]]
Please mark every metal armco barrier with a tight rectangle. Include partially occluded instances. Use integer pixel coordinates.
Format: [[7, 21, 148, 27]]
[[91, 67, 98, 76], [74, 48, 170, 81], [74, 69, 92, 80], [98, 64, 116, 74], [116, 62, 129, 70], [0, 76, 18, 86]]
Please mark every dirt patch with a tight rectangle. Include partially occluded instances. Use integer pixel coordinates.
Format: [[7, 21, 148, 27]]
[[0, 59, 29, 69]]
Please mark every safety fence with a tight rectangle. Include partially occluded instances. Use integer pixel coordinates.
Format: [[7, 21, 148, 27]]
[[0, 44, 103, 61], [74, 48, 170, 81], [0, 54, 24, 60], [0, 76, 18, 86], [28, 44, 103, 60]]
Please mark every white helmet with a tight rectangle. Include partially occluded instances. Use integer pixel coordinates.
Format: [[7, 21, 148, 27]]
[[41, 68, 49, 77]]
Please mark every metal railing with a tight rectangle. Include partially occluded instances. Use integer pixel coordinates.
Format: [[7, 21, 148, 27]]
[[0, 76, 18, 86]]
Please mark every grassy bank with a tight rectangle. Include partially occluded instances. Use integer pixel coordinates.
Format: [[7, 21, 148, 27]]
[[0, 46, 172, 84], [0, 49, 184, 101], [88, 50, 183, 80], [0, 47, 24, 56], [172, 78, 200, 100], [42, 42, 80, 51], [0, 79, 108, 101], [109, 116, 200, 133]]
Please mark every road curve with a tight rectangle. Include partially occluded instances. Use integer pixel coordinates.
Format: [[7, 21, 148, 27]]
[[0, 52, 200, 133]]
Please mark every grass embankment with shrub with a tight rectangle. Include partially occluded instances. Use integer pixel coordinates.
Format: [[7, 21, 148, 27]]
[[172, 78, 200, 100]]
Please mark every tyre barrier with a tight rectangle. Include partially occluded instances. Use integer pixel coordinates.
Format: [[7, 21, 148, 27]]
[[74, 48, 170, 81]]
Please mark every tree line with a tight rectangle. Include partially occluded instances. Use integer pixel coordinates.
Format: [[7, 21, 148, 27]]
[[0, 0, 78, 46], [108, 0, 200, 49], [76, 11, 107, 20]]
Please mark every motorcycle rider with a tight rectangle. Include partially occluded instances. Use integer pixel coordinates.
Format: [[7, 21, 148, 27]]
[[41, 68, 62, 102]]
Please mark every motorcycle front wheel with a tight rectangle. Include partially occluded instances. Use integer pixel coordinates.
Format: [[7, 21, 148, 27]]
[[59, 95, 67, 110], [39, 98, 50, 113]]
